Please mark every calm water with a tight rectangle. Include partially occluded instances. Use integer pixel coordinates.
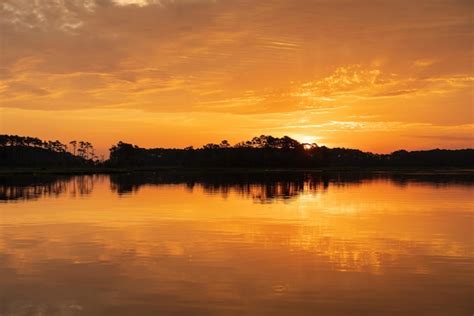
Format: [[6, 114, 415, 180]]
[[0, 172, 473, 315]]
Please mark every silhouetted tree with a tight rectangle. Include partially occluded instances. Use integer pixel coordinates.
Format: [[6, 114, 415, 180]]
[[1, 134, 473, 169], [105, 135, 474, 169], [219, 140, 231, 148], [0, 135, 95, 167], [69, 140, 77, 155]]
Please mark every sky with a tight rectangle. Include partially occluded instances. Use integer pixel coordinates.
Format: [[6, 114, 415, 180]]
[[0, 0, 473, 155]]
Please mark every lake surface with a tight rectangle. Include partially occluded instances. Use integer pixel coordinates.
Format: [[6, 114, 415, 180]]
[[0, 172, 473, 315]]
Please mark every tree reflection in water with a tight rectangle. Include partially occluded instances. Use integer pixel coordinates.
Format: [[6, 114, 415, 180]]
[[0, 175, 96, 202], [1, 171, 472, 202]]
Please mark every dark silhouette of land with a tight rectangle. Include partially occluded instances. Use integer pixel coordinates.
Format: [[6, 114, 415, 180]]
[[0, 134, 473, 173], [0, 135, 97, 168]]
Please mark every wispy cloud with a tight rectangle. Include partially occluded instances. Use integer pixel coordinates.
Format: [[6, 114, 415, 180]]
[[0, 0, 472, 152]]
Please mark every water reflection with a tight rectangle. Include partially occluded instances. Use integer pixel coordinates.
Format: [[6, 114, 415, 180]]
[[0, 172, 473, 315], [0, 175, 96, 201], [1, 171, 473, 202]]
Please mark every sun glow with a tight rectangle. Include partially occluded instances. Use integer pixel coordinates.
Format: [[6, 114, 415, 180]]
[[1, 0, 472, 153], [298, 136, 318, 145]]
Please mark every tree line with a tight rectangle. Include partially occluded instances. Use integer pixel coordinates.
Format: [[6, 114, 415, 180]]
[[1, 134, 473, 169], [0, 135, 98, 167], [108, 135, 474, 168], [0, 135, 97, 160]]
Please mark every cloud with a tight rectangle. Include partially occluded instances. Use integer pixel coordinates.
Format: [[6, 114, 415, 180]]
[[0, 0, 472, 151]]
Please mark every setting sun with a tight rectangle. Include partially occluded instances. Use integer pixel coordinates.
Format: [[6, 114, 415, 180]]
[[298, 135, 319, 146], [1, 0, 472, 155]]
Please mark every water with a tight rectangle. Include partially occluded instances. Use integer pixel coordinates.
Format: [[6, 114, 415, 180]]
[[0, 172, 473, 315]]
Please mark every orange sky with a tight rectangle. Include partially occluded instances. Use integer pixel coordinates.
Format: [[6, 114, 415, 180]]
[[0, 0, 473, 155]]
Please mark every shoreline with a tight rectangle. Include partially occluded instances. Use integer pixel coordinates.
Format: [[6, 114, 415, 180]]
[[1, 166, 474, 176]]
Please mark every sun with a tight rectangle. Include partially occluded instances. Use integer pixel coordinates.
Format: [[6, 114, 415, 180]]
[[295, 135, 319, 150], [298, 135, 317, 144]]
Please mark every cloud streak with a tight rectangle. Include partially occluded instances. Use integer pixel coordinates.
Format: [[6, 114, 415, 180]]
[[0, 0, 472, 152]]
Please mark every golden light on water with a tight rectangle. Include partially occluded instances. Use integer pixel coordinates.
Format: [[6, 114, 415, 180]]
[[1, 175, 473, 314]]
